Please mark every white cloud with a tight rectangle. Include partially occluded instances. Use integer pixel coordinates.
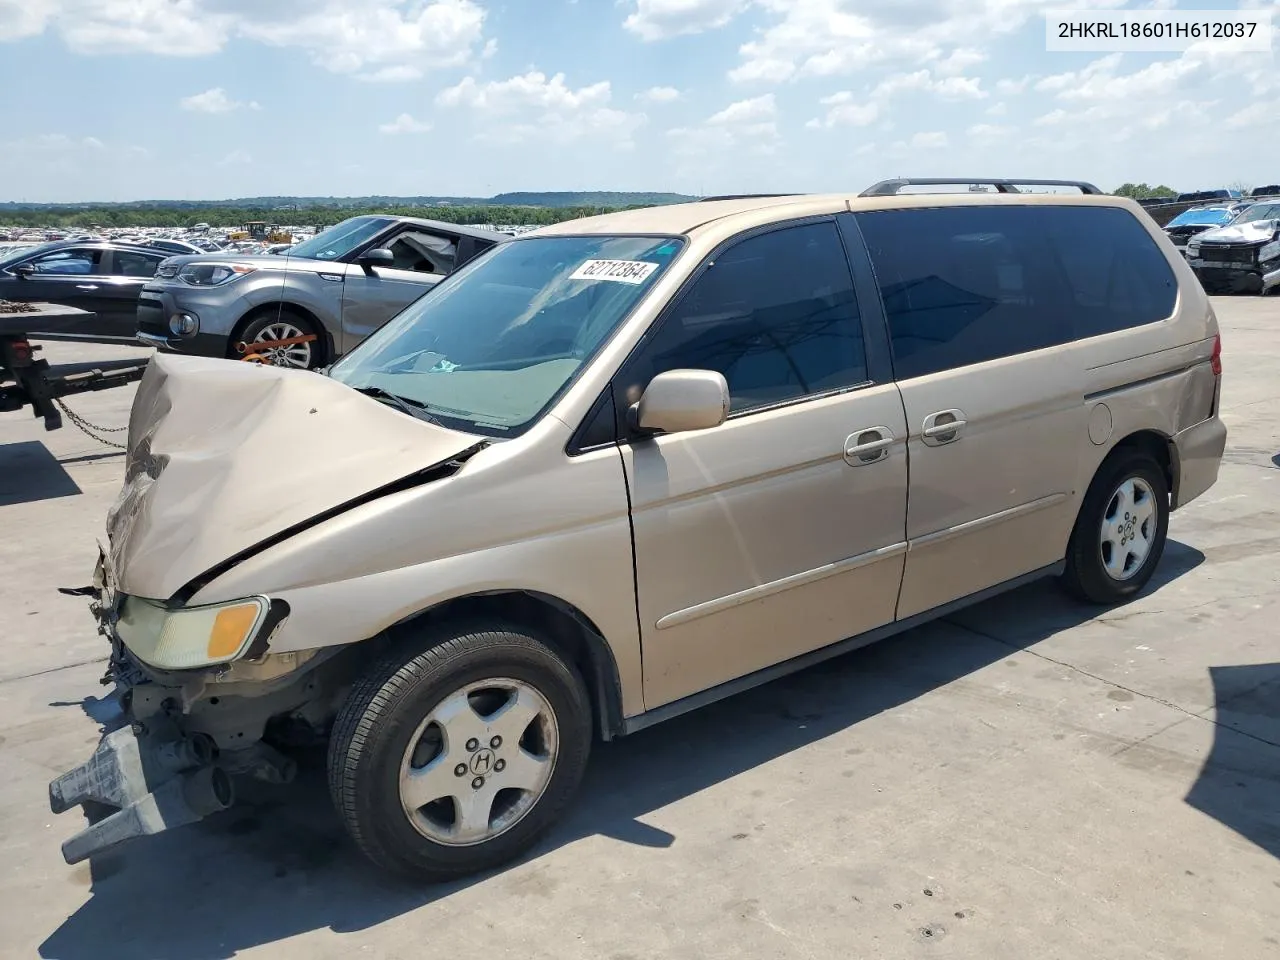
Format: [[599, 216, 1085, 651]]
[[809, 65, 982, 131], [0, 2, 55, 41], [722, 0, 1130, 85], [707, 93, 776, 125], [623, 0, 749, 41], [809, 91, 879, 128], [240, 0, 487, 79], [669, 93, 780, 157], [218, 148, 252, 165], [180, 87, 260, 113], [1, 0, 490, 80], [932, 76, 986, 99], [995, 75, 1033, 95], [985, 101, 1007, 116], [437, 71, 646, 147], [1224, 102, 1275, 129], [378, 112, 433, 134], [931, 47, 986, 76], [438, 71, 612, 112], [637, 85, 682, 103]]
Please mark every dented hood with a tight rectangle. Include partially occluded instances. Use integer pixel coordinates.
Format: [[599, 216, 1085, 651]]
[[107, 353, 480, 601], [1194, 219, 1278, 246]]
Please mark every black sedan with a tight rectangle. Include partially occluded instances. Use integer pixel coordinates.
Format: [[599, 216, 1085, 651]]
[[0, 240, 170, 343]]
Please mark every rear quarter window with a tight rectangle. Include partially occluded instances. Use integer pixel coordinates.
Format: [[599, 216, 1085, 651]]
[[856, 205, 1177, 380]]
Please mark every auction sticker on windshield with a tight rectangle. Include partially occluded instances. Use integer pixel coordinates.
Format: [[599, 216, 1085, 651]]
[[569, 259, 659, 284]]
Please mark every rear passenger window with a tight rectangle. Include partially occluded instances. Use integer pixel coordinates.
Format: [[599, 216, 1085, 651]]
[[1044, 207, 1176, 339], [857, 206, 1176, 380], [628, 221, 868, 414]]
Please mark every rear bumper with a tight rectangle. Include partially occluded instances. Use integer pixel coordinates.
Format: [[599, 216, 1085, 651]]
[[1172, 415, 1228, 509]]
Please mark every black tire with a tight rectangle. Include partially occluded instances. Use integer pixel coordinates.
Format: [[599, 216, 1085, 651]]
[[327, 624, 592, 881], [1061, 449, 1170, 604], [237, 308, 324, 369]]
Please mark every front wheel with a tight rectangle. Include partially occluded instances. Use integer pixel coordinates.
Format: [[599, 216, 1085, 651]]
[[238, 309, 322, 369], [1061, 450, 1170, 604], [327, 625, 592, 881]]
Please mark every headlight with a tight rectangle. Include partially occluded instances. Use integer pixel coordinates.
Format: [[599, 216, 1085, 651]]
[[1259, 240, 1280, 261], [1187, 242, 1201, 256], [115, 596, 270, 670], [178, 262, 257, 286]]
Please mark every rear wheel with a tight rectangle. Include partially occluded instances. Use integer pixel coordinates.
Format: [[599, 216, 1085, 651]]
[[238, 309, 322, 369], [1061, 450, 1169, 604], [327, 624, 592, 881]]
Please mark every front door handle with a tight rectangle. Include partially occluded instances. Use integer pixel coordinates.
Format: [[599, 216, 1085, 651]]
[[921, 409, 967, 446], [844, 426, 895, 466], [75, 284, 99, 291]]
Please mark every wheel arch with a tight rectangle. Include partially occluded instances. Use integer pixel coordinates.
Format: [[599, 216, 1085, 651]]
[[230, 302, 335, 366], [384, 590, 626, 742], [1104, 429, 1178, 505]]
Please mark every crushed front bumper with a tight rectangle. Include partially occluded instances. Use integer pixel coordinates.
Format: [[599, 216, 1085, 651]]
[[49, 721, 234, 864]]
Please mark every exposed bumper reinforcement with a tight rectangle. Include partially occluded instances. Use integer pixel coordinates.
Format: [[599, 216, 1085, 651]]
[[49, 724, 234, 864]]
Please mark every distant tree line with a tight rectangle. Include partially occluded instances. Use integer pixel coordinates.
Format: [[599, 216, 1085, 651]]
[[0, 203, 644, 230], [1112, 183, 1178, 200]]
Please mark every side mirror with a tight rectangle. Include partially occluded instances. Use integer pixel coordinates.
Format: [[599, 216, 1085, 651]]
[[13, 263, 35, 278], [629, 369, 730, 436], [357, 248, 395, 273]]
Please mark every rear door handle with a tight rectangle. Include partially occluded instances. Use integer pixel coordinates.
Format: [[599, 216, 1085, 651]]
[[844, 426, 895, 466], [921, 409, 967, 446]]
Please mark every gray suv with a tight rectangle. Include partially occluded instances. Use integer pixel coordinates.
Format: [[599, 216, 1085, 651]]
[[135, 215, 508, 368]]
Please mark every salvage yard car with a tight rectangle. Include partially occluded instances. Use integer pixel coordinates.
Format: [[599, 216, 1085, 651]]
[[1162, 202, 1249, 257], [50, 180, 1227, 881], [1186, 200, 1280, 294], [0, 239, 171, 342], [135, 215, 508, 368]]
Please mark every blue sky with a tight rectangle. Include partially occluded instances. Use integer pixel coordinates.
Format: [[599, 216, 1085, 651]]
[[0, 0, 1276, 202]]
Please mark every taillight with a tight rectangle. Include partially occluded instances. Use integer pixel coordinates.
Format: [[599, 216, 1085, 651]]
[[1210, 333, 1222, 376]]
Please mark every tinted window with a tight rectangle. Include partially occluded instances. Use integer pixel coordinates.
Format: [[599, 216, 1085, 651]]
[[27, 248, 105, 275], [625, 221, 867, 415], [857, 206, 1176, 380], [1046, 207, 1177, 339], [114, 250, 163, 278]]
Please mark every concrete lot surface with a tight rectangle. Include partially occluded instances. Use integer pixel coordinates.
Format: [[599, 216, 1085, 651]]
[[2, 303, 1278, 960]]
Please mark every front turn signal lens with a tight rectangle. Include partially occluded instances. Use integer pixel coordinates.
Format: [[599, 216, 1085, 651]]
[[116, 596, 270, 670]]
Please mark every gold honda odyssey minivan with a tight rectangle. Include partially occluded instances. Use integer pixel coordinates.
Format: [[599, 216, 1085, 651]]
[[51, 179, 1226, 880]]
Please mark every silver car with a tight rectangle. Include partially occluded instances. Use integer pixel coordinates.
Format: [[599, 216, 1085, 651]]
[[135, 215, 508, 368]]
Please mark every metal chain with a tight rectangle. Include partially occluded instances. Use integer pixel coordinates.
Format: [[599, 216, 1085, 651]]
[[53, 399, 129, 450]]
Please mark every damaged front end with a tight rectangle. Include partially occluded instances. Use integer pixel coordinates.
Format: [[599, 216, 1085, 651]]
[[50, 550, 338, 864], [48, 353, 490, 864], [1187, 214, 1280, 294]]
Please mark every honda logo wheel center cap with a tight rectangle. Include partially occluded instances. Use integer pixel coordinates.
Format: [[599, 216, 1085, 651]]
[[469, 748, 496, 777]]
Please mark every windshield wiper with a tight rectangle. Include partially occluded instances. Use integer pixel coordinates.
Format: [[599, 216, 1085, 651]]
[[352, 386, 445, 427]]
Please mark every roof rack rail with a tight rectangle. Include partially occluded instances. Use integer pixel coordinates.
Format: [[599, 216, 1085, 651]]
[[697, 193, 802, 202], [860, 178, 1104, 197]]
